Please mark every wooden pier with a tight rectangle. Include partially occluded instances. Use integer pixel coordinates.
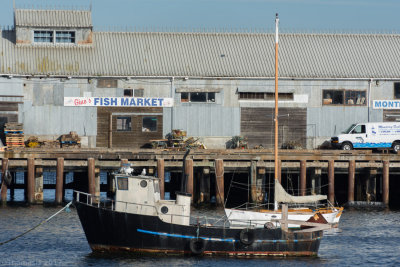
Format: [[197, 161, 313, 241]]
[[1, 148, 399, 207]]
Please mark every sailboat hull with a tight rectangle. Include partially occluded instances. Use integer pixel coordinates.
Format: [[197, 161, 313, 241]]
[[225, 207, 343, 228], [75, 201, 322, 257]]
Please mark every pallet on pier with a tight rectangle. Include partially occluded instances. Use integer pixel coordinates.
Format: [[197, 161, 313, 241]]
[[60, 131, 81, 148], [4, 123, 24, 148]]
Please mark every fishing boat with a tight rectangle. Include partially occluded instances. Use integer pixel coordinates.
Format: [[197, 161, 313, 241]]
[[225, 12, 343, 229], [74, 151, 331, 257], [74, 14, 330, 257]]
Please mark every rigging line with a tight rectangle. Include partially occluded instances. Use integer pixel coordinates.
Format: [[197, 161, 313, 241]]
[[0, 201, 73, 246]]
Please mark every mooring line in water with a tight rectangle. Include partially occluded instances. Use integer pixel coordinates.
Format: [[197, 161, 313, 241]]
[[0, 201, 73, 246]]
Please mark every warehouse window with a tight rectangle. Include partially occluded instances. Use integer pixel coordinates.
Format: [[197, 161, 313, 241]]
[[142, 117, 157, 132], [180, 92, 215, 103], [56, 31, 75, 43], [239, 92, 293, 100], [323, 90, 366, 105], [394, 83, 400, 99], [124, 89, 133, 97], [134, 89, 144, 97], [34, 31, 53, 43], [97, 79, 118, 88], [116, 116, 131, 131]]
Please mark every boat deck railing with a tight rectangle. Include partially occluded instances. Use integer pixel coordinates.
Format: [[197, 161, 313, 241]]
[[74, 190, 234, 228]]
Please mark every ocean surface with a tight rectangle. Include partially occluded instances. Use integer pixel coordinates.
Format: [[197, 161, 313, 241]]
[[0, 197, 400, 267]]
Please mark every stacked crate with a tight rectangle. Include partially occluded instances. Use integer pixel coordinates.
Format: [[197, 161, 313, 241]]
[[5, 123, 24, 148]]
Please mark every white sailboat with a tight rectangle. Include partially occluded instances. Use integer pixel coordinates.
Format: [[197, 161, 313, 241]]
[[225, 14, 343, 229]]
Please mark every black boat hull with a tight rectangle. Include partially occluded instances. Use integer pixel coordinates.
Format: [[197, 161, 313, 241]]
[[75, 201, 322, 257]]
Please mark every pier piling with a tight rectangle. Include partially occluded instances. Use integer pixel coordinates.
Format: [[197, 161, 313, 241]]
[[34, 167, 43, 204], [88, 158, 95, 196], [55, 158, 64, 205], [27, 158, 35, 204], [1, 158, 8, 203], [328, 160, 335, 203], [300, 160, 306, 196], [215, 159, 224, 207], [383, 160, 389, 206], [185, 159, 194, 199], [348, 160, 355, 203]]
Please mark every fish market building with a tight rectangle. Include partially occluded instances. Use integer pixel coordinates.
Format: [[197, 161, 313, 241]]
[[1, 7, 400, 149]]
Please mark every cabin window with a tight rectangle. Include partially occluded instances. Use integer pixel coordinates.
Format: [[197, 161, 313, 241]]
[[323, 90, 366, 106], [124, 89, 133, 97], [134, 89, 144, 97], [116, 116, 131, 131], [34, 31, 53, 43], [394, 83, 400, 99], [56, 31, 75, 43], [180, 92, 215, 103], [239, 92, 293, 100], [142, 117, 157, 132], [117, 177, 128, 190]]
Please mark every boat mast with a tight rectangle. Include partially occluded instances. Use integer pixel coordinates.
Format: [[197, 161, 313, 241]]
[[274, 13, 279, 211]]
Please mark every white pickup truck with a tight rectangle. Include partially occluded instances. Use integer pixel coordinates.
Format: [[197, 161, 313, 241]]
[[331, 122, 400, 153]]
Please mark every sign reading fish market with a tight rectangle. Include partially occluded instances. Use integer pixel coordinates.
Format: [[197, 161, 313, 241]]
[[373, 100, 400, 109], [64, 97, 174, 107]]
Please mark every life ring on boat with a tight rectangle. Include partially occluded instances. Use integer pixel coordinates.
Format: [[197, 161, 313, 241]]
[[239, 229, 255, 246], [190, 238, 206, 255], [3, 170, 12, 186], [264, 222, 276, 229]]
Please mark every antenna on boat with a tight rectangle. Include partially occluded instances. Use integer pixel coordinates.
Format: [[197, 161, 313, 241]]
[[274, 13, 280, 211]]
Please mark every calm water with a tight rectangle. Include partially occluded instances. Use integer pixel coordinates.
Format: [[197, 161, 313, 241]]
[[0, 204, 399, 267]]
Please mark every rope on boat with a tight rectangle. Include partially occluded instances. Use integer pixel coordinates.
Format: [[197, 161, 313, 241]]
[[0, 201, 73, 246]]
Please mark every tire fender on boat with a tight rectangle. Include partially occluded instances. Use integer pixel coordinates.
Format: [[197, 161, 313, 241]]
[[189, 238, 206, 255], [239, 229, 255, 245]]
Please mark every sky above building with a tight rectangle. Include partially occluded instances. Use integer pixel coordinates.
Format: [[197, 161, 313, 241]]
[[1, 0, 399, 32]]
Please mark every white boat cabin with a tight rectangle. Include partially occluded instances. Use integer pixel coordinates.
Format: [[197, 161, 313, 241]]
[[113, 170, 192, 226]]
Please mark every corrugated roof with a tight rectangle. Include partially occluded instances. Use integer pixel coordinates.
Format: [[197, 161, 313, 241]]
[[1, 30, 400, 78], [14, 9, 92, 28]]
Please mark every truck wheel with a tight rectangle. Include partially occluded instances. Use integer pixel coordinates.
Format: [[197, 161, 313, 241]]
[[341, 142, 352, 150], [392, 142, 400, 153]]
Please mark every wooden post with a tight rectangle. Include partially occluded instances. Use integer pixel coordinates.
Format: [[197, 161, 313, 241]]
[[88, 158, 95, 196], [215, 159, 224, 207], [312, 168, 321, 195], [109, 113, 113, 148], [367, 168, 377, 203], [55, 158, 64, 205], [382, 160, 389, 206], [328, 160, 335, 203], [185, 159, 194, 199], [258, 167, 266, 203], [300, 160, 307, 196], [95, 167, 100, 201], [34, 167, 43, 204], [157, 159, 165, 200], [1, 158, 9, 203], [348, 160, 355, 203], [250, 161, 257, 203], [200, 167, 211, 203], [27, 158, 35, 204]]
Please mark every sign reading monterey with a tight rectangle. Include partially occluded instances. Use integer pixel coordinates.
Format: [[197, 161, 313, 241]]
[[64, 97, 174, 107], [373, 100, 400, 109]]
